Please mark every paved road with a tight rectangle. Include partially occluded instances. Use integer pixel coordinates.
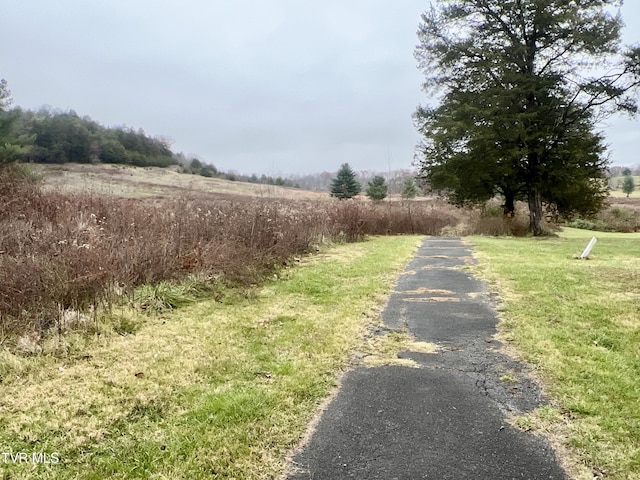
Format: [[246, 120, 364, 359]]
[[288, 237, 567, 480]]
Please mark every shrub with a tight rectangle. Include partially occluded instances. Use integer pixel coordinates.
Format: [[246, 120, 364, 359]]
[[566, 218, 607, 232], [568, 205, 640, 232], [326, 199, 464, 238], [449, 201, 535, 237]]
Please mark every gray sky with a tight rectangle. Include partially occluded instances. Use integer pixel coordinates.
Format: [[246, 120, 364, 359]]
[[2, 1, 639, 175]]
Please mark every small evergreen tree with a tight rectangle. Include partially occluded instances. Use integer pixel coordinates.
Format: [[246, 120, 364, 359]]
[[622, 174, 635, 198], [330, 163, 361, 199], [366, 175, 388, 202], [401, 178, 419, 200]]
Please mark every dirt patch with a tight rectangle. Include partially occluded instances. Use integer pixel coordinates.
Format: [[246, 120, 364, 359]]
[[401, 288, 455, 295], [403, 297, 462, 302]]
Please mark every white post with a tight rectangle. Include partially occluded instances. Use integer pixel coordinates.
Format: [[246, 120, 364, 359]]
[[580, 237, 597, 259]]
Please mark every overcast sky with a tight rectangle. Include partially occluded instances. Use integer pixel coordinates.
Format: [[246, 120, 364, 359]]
[[2, 1, 639, 175]]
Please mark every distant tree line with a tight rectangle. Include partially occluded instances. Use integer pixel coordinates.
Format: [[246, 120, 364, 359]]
[[608, 165, 640, 178], [0, 79, 420, 193], [173, 152, 300, 187], [292, 168, 421, 194], [1, 106, 176, 168], [0, 79, 302, 187]]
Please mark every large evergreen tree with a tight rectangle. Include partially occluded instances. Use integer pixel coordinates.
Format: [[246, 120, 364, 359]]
[[414, 0, 640, 234], [330, 163, 361, 199]]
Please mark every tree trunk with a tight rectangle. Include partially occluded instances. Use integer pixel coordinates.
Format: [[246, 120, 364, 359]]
[[528, 187, 544, 236], [503, 192, 515, 217]]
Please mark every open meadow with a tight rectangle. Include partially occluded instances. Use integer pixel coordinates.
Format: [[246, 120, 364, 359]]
[[36, 163, 328, 201], [0, 164, 455, 478], [2, 163, 640, 479]]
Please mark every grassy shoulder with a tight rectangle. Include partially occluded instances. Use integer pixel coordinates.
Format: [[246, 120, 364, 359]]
[[0, 235, 422, 479], [470, 228, 640, 480]]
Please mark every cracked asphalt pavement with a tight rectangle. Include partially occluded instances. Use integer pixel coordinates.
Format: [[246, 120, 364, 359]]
[[287, 237, 568, 480]]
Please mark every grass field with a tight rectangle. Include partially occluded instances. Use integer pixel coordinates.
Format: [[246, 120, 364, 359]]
[[5, 161, 640, 478], [36, 163, 327, 200], [0, 236, 422, 479], [471, 228, 640, 479]]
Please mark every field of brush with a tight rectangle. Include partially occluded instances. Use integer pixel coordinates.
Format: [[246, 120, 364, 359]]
[[1, 164, 467, 345]]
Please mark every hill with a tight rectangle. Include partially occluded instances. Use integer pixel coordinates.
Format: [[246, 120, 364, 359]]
[[36, 163, 327, 201], [33, 162, 640, 211]]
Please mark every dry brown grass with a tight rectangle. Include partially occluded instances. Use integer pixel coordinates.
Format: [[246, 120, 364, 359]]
[[3, 163, 553, 347], [609, 196, 640, 210], [1, 165, 469, 345], [37, 163, 327, 201], [441, 201, 536, 236]]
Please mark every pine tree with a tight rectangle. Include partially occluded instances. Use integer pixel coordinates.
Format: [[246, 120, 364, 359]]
[[622, 174, 635, 198], [366, 175, 388, 202], [414, 0, 640, 235], [330, 163, 361, 199], [401, 178, 418, 200]]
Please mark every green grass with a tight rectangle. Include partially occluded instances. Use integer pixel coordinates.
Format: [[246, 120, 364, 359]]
[[0, 236, 422, 479], [470, 228, 640, 479]]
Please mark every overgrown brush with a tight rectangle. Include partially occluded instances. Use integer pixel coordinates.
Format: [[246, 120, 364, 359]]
[[1, 179, 328, 343], [440, 200, 537, 237], [1, 169, 466, 344], [5, 164, 570, 346], [357, 199, 465, 236], [567, 204, 640, 232]]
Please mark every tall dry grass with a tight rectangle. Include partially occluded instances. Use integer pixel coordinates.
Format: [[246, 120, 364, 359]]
[[1, 168, 469, 344]]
